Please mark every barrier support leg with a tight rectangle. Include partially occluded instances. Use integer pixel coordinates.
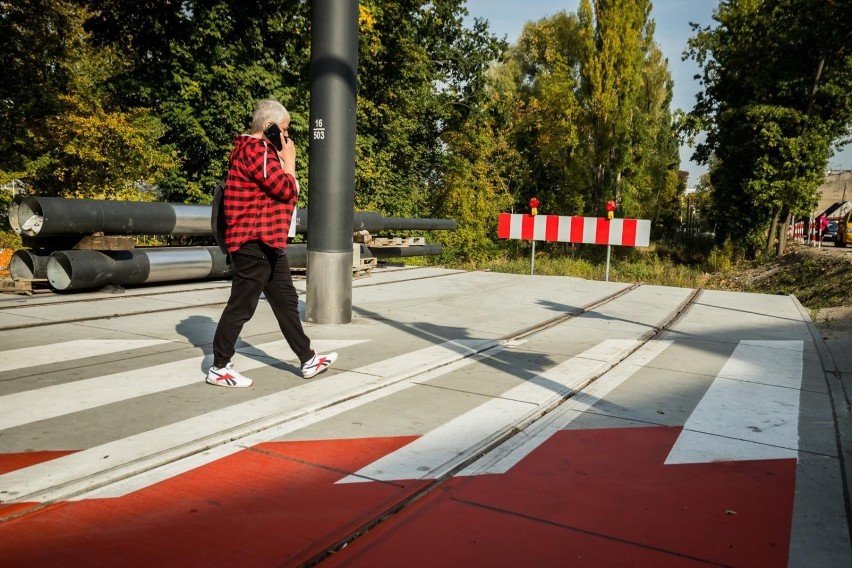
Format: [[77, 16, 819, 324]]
[[530, 240, 536, 276]]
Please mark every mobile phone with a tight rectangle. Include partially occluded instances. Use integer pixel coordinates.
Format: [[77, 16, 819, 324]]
[[263, 123, 283, 152]]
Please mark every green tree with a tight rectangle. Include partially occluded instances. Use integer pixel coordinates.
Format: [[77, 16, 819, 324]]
[[82, 0, 312, 203], [492, 4, 681, 231], [577, 0, 654, 214], [682, 0, 852, 255], [509, 12, 585, 216], [355, 1, 505, 218], [432, 63, 519, 264], [623, 38, 682, 236], [0, 0, 72, 179], [0, 0, 175, 199]]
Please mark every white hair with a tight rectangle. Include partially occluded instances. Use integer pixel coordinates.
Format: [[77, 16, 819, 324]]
[[250, 99, 290, 133]]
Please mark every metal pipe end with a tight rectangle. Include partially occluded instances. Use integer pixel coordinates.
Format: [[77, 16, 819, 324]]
[[8, 195, 22, 234], [46, 252, 73, 291], [14, 197, 44, 236], [10, 250, 49, 280]]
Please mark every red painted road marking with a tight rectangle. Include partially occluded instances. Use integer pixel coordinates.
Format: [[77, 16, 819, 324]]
[[0, 427, 795, 567], [0, 438, 424, 566], [0, 451, 78, 475], [325, 427, 796, 567], [0, 451, 78, 518]]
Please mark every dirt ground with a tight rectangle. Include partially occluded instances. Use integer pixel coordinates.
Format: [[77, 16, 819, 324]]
[[711, 240, 852, 340], [807, 243, 852, 338], [814, 305, 852, 339]]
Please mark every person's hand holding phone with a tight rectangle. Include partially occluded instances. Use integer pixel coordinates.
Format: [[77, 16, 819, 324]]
[[264, 123, 296, 177], [279, 132, 296, 178]]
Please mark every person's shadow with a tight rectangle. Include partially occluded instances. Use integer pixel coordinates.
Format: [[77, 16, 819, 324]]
[[176, 314, 290, 374]]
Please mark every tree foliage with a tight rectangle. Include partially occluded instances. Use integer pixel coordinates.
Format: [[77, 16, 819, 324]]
[[355, 1, 505, 219], [682, 0, 852, 254], [0, 1, 175, 199], [81, 0, 312, 203], [488, 2, 682, 235], [0, 0, 73, 179], [509, 13, 585, 216]]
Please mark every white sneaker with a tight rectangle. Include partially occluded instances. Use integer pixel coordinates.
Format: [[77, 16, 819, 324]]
[[302, 351, 338, 379], [206, 362, 253, 387]]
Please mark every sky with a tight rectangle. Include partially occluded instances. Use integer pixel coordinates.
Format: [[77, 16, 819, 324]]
[[464, 0, 851, 188]]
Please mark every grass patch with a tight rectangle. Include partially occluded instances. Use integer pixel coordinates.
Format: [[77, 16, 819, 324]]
[[706, 247, 851, 311], [453, 247, 709, 289]]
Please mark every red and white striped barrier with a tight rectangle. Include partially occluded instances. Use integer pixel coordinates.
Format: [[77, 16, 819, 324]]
[[788, 220, 827, 243], [788, 221, 807, 242], [497, 213, 651, 247]]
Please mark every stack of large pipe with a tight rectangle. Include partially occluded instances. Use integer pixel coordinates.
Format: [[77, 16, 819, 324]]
[[8, 195, 453, 291]]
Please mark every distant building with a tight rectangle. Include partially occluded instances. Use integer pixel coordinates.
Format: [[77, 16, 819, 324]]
[[816, 171, 852, 219]]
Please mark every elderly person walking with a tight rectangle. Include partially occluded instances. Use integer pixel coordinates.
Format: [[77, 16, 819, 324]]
[[207, 99, 337, 387]]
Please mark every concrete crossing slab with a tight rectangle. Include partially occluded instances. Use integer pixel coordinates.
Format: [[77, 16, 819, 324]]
[[0, 267, 848, 567]]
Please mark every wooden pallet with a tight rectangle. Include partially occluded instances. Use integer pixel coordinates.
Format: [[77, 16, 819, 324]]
[[73, 234, 136, 251], [354, 256, 377, 278], [289, 257, 378, 279], [370, 236, 426, 247], [0, 277, 51, 295]]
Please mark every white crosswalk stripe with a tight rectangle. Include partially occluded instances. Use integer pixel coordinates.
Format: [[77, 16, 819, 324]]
[[0, 339, 365, 431], [0, 339, 171, 373], [665, 340, 803, 464], [74, 340, 523, 500]]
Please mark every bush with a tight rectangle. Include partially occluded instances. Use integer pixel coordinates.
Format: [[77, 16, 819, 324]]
[[705, 240, 735, 273], [0, 231, 21, 250]]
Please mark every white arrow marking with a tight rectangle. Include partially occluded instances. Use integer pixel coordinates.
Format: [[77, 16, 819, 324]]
[[339, 339, 639, 483]]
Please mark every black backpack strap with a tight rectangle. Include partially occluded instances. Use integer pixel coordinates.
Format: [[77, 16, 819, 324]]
[[211, 180, 229, 257]]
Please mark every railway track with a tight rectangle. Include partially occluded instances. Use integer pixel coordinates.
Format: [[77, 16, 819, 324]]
[[0, 267, 451, 331]]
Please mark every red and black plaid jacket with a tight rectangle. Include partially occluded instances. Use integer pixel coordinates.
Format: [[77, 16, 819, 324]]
[[223, 135, 297, 253]]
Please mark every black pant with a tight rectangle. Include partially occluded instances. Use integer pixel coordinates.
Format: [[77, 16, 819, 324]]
[[213, 241, 312, 367]]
